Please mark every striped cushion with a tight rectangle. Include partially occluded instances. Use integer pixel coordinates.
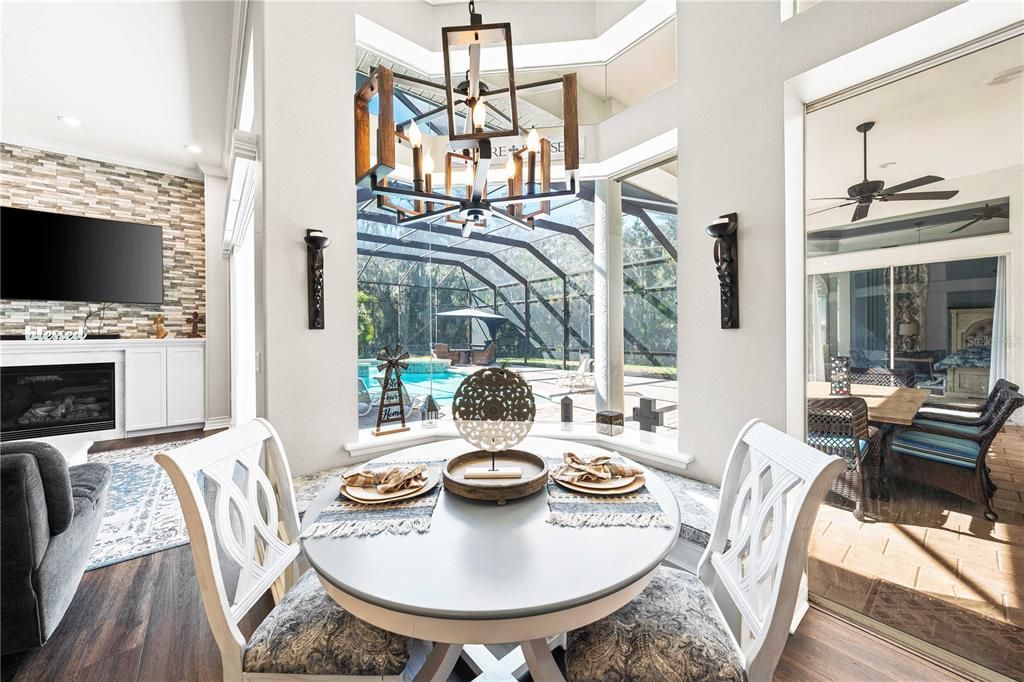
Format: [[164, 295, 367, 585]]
[[892, 430, 980, 469], [911, 419, 981, 435], [807, 433, 870, 455], [917, 406, 982, 420]]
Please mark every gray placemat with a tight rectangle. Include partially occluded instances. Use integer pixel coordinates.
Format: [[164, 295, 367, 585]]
[[544, 454, 672, 529], [301, 458, 446, 538]]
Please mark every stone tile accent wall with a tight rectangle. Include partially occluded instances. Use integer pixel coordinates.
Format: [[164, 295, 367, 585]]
[[0, 144, 205, 338]]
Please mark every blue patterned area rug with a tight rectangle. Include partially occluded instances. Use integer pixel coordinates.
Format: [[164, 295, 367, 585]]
[[86, 439, 346, 570], [86, 440, 200, 570]]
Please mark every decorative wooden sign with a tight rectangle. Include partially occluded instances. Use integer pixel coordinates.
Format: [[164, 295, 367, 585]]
[[373, 345, 411, 436]]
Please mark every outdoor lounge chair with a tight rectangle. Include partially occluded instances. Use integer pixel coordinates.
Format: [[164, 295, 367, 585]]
[[470, 341, 496, 365], [849, 367, 917, 388], [357, 378, 374, 416], [889, 387, 1023, 521], [557, 354, 595, 391]]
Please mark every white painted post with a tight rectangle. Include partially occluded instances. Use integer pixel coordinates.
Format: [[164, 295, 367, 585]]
[[593, 178, 624, 413]]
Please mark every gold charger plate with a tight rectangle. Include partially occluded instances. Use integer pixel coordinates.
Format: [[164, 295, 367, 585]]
[[341, 469, 439, 505], [573, 474, 637, 490], [554, 475, 646, 496]]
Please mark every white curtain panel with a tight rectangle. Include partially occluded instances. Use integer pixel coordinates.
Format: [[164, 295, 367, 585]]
[[807, 275, 828, 381], [989, 256, 1007, 391]]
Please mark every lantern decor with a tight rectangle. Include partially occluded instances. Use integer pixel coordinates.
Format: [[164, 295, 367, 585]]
[[560, 395, 574, 425], [596, 410, 624, 437], [421, 394, 441, 428], [830, 355, 851, 396], [373, 345, 411, 436], [354, 0, 580, 237]]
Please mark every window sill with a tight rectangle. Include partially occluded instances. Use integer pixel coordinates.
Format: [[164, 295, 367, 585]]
[[346, 422, 694, 471]]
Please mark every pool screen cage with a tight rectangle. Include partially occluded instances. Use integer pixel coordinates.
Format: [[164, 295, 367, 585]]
[[357, 178, 678, 373]]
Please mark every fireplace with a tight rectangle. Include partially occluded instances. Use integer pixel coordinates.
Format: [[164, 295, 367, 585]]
[[1, 363, 115, 440]]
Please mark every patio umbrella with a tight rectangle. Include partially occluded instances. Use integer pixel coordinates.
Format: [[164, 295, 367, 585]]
[[436, 308, 507, 343]]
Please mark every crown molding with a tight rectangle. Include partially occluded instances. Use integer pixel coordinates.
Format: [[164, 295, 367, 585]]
[[356, 0, 675, 77], [0, 132, 203, 180]]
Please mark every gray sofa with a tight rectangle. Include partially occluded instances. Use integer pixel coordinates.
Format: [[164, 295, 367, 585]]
[[1, 441, 111, 654]]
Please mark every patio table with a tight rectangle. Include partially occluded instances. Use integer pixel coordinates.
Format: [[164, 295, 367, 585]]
[[301, 436, 681, 681], [806, 382, 931, 426]]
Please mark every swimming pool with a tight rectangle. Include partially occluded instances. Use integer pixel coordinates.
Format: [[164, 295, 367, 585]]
[[365, 369, 550, 408]]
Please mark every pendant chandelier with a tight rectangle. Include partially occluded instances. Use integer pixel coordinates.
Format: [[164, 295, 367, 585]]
[[354, 0, 580, 236]]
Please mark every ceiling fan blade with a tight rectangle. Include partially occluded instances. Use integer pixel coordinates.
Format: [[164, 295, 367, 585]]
[[807, 201, 856, 216], [809, 196, 852, 201], [949, 218, 981, 234], [879, 190, 959, 201], [882, 175, 944, 194], [852, 203, 870, 222]]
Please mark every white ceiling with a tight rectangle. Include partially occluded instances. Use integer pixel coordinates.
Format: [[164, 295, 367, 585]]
[[805, 35, 1024, 231], [1, 1, 235, 179]]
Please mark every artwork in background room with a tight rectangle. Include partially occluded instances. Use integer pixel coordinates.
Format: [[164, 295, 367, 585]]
[[373, 345, 411, 436]]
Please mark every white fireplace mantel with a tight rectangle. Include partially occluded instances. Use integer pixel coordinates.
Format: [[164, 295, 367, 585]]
[[1, 338, 207, 452]]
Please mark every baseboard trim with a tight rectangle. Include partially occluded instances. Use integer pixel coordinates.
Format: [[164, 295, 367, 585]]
[[204, 416, 232, 431]]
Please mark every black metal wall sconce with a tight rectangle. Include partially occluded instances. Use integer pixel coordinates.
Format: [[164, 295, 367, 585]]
[[304, 229, 331, 329], [705, 213, 738, 329]]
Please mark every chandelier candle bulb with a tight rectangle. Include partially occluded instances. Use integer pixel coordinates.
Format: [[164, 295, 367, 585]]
[[526, 127, 540, 192], [412, 145, 424, 214], [407, 120, 422, 148], [472, 102, 487, 132]]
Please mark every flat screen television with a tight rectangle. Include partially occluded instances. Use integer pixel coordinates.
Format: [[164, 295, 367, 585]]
[[1, 206, 164, 304]]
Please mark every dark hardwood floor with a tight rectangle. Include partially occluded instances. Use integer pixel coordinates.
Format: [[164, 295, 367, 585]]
[[2, 543, 969, 682], [0, 429, 971, 681]]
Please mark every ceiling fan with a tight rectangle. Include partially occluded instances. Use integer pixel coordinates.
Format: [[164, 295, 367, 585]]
[[809, 121, 960, 222], [950, 203, 1009, 234]]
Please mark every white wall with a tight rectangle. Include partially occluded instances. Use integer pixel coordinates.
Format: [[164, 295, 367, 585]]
[[675, 0, 961, 485], [203, 171, 231, 425], [259, 1, 357, 476]]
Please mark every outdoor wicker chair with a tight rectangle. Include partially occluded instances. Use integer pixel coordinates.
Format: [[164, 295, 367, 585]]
[[849, 366, 917, 388], [807, 397, 881, 521], [917, 378, 1019, 426], [890, 387, 1024, 521]]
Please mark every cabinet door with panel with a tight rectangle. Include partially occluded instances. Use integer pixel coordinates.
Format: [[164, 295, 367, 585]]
[[166, 346, 206, 425], [125, 347, 167, 431]]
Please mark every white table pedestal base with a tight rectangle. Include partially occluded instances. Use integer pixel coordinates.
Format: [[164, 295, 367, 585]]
[[460, 634, 566, 681]]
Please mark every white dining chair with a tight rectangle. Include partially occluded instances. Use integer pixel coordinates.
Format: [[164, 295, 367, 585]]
[[565, 419, 845, 682], [155, 418, 439, 681]]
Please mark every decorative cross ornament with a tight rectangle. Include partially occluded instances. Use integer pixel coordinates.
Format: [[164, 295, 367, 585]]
[[373, 345, 411, 436], [632, 398, 673, 433], [186, 311, 205, 338]]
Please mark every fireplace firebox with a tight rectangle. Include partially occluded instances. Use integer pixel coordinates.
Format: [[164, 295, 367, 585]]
[[1, 363, 115, 440]]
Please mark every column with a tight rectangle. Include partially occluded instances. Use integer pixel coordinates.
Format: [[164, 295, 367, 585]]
[[593, 178, 624, 413]]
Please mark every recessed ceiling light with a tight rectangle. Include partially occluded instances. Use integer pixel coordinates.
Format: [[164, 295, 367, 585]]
[[984, 65, 1024, 86], [57, 115, 81, 128], [184, 144, 202, 154], [878, 161, 898, 169]]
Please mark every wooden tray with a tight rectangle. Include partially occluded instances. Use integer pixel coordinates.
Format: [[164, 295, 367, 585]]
[[443, 450, 548, 505]]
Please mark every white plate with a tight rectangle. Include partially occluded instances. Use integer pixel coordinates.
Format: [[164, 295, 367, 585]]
[[341, 469, 439, 505], [554, 475, 646, 496], [572, 475, 636, 490]]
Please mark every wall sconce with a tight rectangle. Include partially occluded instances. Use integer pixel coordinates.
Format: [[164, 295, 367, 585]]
[[304, 229, 331, 329], [705, 213, 739, 329]]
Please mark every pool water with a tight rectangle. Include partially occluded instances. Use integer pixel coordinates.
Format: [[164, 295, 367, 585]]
[[392, 371, 467, 406], [367, 370, 551, 409]]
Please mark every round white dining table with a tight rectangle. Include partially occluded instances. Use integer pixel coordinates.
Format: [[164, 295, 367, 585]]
[[301, 436, 681, 682]]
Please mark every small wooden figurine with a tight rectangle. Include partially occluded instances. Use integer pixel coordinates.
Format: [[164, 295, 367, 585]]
[[152, 314, 171, 339], [186, 311, 204, 338]]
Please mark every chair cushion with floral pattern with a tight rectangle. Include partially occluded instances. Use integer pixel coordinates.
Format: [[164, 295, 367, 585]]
[[566, 565, 746, 682], [243, 569, 410, 675]]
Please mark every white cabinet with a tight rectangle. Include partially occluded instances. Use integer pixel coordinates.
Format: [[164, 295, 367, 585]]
[[125, 344, 205, 432], [125, 347, 167, 431], [167, 346, 205, 425]]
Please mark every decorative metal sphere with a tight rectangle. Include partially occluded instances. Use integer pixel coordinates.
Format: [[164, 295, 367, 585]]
[[452, 367, 536, 452]]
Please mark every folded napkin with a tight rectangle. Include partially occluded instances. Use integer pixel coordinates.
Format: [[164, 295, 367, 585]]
[[552, 452, 644, 484], [342, 464, 427, 494]]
